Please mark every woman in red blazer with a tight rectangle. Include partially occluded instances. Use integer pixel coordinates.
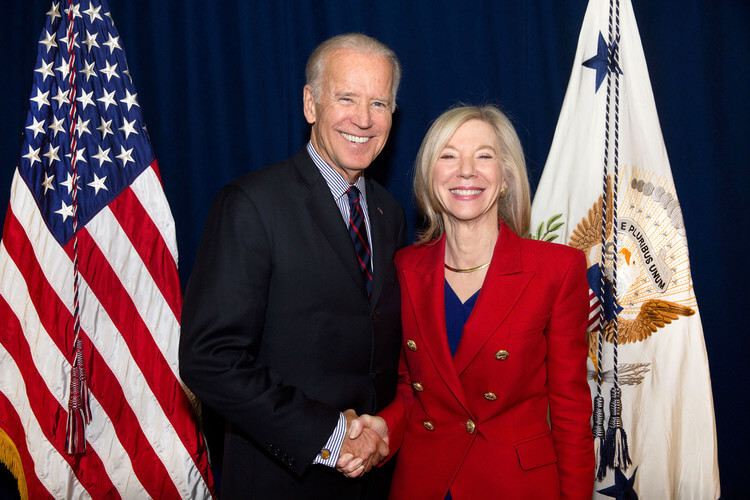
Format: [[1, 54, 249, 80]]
[[341, 105, 594, 499]]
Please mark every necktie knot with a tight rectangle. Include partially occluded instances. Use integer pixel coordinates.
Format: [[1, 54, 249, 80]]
[[347, 186, 360, 204]]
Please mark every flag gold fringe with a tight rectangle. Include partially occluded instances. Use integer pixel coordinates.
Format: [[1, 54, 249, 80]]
[[0, 428, 27, 500]]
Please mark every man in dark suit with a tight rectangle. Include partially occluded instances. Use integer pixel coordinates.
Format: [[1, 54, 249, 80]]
[[179, 33, 407, 498]]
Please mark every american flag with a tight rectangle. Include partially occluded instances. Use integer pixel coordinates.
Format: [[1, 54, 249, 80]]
[[0, 1, 214, 498]]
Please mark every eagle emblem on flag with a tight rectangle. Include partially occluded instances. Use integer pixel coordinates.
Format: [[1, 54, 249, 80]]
[[539, 169, 698, 385]]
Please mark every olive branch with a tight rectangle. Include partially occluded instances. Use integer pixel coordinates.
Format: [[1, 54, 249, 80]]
[[529, 213, 564, 242]]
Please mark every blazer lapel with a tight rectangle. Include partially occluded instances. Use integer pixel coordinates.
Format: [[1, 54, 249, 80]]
[[402, 238, 471, 413], [293, 151, 366, 295], [453, 223, 534, 375]]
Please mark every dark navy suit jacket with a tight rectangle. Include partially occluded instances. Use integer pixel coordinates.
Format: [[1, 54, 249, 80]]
[[180, 149, 407, 498]]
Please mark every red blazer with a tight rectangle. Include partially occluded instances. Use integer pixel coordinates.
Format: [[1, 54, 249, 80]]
[[379, 222, 594, 500]]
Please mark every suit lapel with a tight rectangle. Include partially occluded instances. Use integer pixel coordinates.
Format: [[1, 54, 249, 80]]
[[402, 238, 471, 413], [453, 223, 534, 375], [365, 181, 388, 305], [293, 151, 367, 295]]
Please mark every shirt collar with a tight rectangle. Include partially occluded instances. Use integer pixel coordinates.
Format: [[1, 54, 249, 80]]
[[307, 141, 367, 202]]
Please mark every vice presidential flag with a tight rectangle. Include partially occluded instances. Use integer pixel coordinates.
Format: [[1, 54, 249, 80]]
[[0, 1, 214, 498], [530, 0, 720, 498]]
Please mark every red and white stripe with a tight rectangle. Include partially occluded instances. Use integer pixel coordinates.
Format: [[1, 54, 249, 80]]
[[0, 161, 214, 499], [587, 287, 601, 333]]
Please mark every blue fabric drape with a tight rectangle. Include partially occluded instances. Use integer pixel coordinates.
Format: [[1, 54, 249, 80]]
[[1, 1, 747, 496]]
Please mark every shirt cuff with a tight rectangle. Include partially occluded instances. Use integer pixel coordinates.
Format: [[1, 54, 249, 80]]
[[312, 412, 347, 467]]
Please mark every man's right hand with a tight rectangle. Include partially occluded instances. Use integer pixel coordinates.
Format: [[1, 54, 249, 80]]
[[336, 409, 389, 478]]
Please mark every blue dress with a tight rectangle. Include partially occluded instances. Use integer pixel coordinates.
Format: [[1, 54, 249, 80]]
[[443, 280, 480, 499], [444, 280, 480, 356]]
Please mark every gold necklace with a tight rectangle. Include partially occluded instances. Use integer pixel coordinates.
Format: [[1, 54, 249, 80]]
[[444, 261, 490, 273]]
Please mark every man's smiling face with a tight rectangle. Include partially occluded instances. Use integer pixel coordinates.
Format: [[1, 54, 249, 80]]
[[304, 49, 394, 183]]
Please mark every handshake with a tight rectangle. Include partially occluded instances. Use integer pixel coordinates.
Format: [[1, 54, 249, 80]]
[[336, 409, 389, 478]]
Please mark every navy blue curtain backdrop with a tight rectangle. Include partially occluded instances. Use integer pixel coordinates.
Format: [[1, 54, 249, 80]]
[[1, 1, 747, 497]]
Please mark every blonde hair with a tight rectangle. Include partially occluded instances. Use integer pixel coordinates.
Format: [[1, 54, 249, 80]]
[[305, 33, 402, 111], [413, 105, 531, 244]]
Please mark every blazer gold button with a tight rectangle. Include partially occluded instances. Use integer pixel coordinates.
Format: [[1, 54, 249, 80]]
[[465, 419, 476, 434], [423, 420, 434, 431], [412, 382, 424, 392], [495, 350, 509, 360], [406, 339, 417, 351], [484, 392, 497, 401]]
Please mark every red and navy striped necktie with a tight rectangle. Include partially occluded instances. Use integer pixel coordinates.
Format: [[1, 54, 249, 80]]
[[347, 186, 372, 296]]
